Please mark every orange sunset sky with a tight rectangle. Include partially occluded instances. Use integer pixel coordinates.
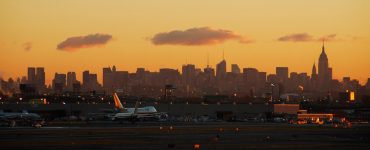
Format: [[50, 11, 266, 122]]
[[0, 0, 369, 85]]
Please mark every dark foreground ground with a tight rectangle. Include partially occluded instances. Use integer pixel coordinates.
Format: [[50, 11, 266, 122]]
[[0, 122, 369, 150]]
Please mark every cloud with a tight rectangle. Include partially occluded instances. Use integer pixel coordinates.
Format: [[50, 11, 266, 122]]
[[57, 33, 112, 51], [278, 33, 314, 42], [151, 27, 251, 46], [278, 33, 339, 42], [22, 42, 32, 51], [318, 34, 337, 41]]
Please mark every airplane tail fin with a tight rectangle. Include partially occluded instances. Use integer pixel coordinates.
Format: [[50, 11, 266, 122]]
[[133, 101, 140, 115], [113, 93, 124, 111]]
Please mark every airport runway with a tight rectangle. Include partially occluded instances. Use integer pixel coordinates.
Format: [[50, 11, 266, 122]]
[[0, 122, 369, 150]]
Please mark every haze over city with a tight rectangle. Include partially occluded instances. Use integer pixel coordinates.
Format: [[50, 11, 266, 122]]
[[1, 1, 370, 150], [1, 0, 370, 84]]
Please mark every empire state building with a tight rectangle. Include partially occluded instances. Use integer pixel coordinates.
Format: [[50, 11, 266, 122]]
[[318, 42, 332, 92]]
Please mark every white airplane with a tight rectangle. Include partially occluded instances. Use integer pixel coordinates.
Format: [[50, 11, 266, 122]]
[[111, 93, 167, 122]]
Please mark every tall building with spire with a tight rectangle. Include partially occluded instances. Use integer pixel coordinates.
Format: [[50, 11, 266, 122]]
[[311, 62, 318, 90], [216, 50, 226, 80], [318, 41, 331, 92]]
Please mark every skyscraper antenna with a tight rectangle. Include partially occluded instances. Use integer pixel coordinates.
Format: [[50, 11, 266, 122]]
[[322, 39, 325, 51], [207, 52, 209, 68], [222, 49, 225, 60]]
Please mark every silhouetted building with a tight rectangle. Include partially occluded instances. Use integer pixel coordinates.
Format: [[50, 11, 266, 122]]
[[366, 78, 370, 90], [276, 67, 289, 84], [27, 67, 36, 85], [216, 59, 226, 80], [35, 67, 45, 89], [318, 42, 332, 92], [231, 64, 241, 74], [66, 72, 77, 91], [311, 62, 318, 91], [27, 67, 45, 93], [52, 73, 66, 93], [83, 70, 101, 92], [267, 74, 278, 84], [182, 64, 196, 85], [83, 70, 90, 87], [244, 68, 259, 95]]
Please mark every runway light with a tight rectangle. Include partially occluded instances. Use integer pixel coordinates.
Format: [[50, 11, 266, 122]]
[[169, 126, 173, 130], [159, 126, 163, 130], [235, 128, 240, 132], [219, 128, 224, 132], [193, 144, 200, 149]]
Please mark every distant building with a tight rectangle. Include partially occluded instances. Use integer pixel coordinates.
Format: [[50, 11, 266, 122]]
[[27, 67, 36, 85], [27, 67, 45, 93], [83, 70, 90, 88], [35, 67, 45, 89], [216, 59, 226, 80], [103, 66, 130, 93], [366, 78, 370, 90], [182, 64, 196, 86], [52, 73, 66, 93], [276, 67, 289, 84], [66, 72, 77, 91], [311, 62, 318, 91], [267, 74, 278, 84], [231, 64, 240, 74], [318, 42, 332, 92], [83, 70, 101, 92]]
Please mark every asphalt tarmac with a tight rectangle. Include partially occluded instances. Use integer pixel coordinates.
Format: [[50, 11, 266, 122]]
[[0, 122, 369, 150]]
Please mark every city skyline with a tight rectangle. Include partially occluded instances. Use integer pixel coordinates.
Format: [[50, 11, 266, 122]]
[[1, 43, 369, 86], [1, 0, 370, 84], [1, 1, 370, 149]]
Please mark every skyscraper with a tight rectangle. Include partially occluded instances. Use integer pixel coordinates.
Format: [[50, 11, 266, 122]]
[[203, 66, 215, 86], [318, 42, 331, 92], [216, 59, 226, 80], [36, 67, 45, 89], [53, 73, 66, 93], [83, 70, 90, 91], [182, 64, 196, 86], [83, 70, 90, 87], [66, 72, 77, 91], [103, 66, 113, 92], [103, 66, 129, 93], [311, 62, 318, 91], [276, 67, 289, 84], [231, 64, 241, 74], [27, 67, 36, 85], [365, 78, 370, 90], [244, 68, 259, 87]]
